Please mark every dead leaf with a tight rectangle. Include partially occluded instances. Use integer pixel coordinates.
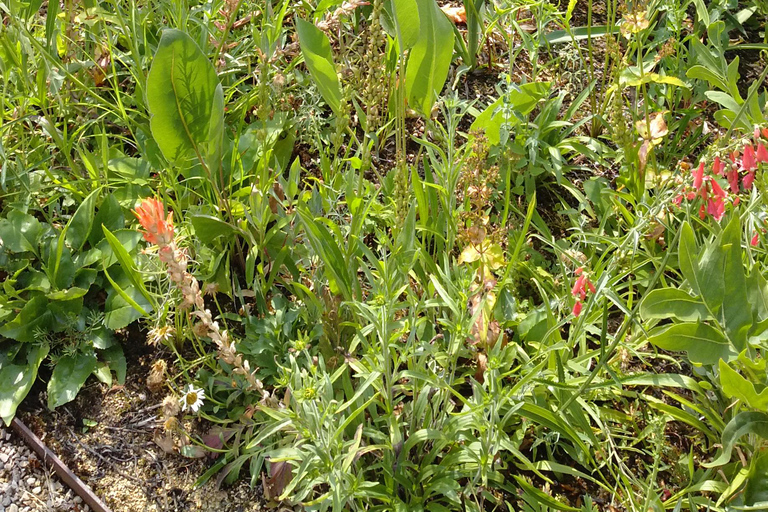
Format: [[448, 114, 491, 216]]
[[153, 432, 176, 454], [441, 5, 466, 24], [264, 460, 293, 500]]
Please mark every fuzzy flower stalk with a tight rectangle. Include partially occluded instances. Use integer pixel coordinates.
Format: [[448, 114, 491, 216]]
[[133, 198, 261, 391]]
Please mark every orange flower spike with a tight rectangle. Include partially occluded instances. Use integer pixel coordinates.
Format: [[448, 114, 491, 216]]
[[133, 198, 175, 246]]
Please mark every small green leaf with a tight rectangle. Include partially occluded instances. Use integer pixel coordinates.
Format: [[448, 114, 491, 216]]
[[646, 323, 735, 365], [296, 18, 343, 114], [47, 352, 98, 410], [0, 296, 52, 342], [101, 344, 126, 385], [469, 82, 550, 146], [190, 215, 238, 245]]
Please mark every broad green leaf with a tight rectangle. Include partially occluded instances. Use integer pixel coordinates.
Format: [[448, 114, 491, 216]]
[[678, 222, 701, 294], [96, 229, 143, 268], [391, 0, 420, 50], [719, 216, 751, 351], [747, 269, 768, 324], [47, 352, 98, 409], [0, 210, 43, 253], [705, 412, 768, 467], [66, 188, 99, 251], [103, 278, 151, 329], [469, 82, 550, 146], [720, 360, 768, 411], [686, 65, 728, 92], [146, 29, 224, 165], [296, 18, 343, 114], [190, 214, 238, 245], [0, 295, 52, 342], [88, 193, 124, 247], [692, 0, 710, 27], [705, 91, 742, 113], [646, 323, 735, 365], [0, 343, 49, 425], [405, 0, 455, 115], [745, 450, 768, 506], [639, 288, 711, 321]]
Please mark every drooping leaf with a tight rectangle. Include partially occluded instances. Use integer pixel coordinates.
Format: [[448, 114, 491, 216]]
[[0, 210, 43, 253], [296, 18, 343, 114], [0, 343, 49, 425], [705, 412, 768, 467], [639, 288, 711, 322], [405, 0, 455, 115], [146, 29, 224, 166]]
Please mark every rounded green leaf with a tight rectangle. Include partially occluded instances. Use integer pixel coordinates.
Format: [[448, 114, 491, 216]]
[[646, 323, 735, 365], [639, 288, 711, 321]]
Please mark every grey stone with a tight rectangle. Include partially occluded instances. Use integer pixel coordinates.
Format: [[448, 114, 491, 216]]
[[0, 453, 8, 463], [32, 486, 41, 495], [6, 505, 16, 512]]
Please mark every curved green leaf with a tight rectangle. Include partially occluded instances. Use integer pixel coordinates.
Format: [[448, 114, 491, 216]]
[[720, 360, 768, 411], [705, 412, 768, 467], [296, 18, 343, 114]]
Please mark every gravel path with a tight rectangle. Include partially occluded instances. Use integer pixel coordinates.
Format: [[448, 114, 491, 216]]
[[0, 425, 90, 512]]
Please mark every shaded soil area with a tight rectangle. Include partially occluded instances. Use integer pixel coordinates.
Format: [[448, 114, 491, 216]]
[[17, 337, 264, 512]]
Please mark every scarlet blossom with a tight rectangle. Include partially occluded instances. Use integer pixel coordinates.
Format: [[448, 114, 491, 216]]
[[712, 156, 724, 175], [710, 177, 726, 198], [692, 161, 705, 191], [752, 232, 760, 246], [727, 168, 740, 194], [744, 171, 756, 190], [757, 143, 768, 163], [763, 128, 768, 139], [572, 301, 583, 317], [743, 144, 756, 172], [133, 198, 175, 246]]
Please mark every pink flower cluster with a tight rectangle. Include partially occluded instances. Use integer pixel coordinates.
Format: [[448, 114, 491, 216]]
[[571, 267, 596, 317], [675, 127, 768, 221]]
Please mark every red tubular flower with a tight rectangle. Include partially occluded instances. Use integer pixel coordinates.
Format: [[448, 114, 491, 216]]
[[752, 232, 760, 246], [572, 274, 586, 297], [133, 198, 175, 246], [728, 169, 740, 194], [710, 178, 726, 198], [762, 128, 768, 139], [743, 171, 756, 190], [712, 156, 724, 175], [693, 161, 705, 191], [743, 144, 756, 171], [757, 143, 768, 163], [572, 301, 583, 317]]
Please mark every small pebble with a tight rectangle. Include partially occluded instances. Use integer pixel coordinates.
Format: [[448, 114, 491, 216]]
[[25, 477, 34, 486], [31, 486, 41, 495], [6, 505, 16, 512]]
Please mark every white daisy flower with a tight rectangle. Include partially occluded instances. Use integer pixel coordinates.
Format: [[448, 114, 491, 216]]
[[179, 384, 205, 413]]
